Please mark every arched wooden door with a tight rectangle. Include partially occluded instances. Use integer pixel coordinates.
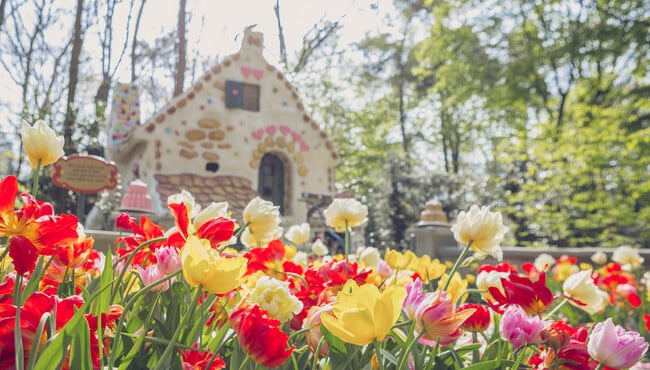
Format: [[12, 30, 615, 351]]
[[258, 153, 285, 213]]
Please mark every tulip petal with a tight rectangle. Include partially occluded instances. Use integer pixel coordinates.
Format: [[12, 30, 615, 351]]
[[321, 309, 375, 346]]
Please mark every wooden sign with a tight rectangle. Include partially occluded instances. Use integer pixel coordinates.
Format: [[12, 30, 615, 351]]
[[52, 155, 119, 194]]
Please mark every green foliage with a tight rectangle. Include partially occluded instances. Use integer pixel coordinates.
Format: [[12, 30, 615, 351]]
[[340, 0, 650, 248]]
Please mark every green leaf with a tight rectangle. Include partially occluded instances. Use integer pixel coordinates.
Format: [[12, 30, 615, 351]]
[[463, 359, 507, 370], [319, 324, 347, 355], [69, 315, 93, 369], [27, 313, 52, 370], [34, 303, 88, 370], [92, 248, 113, 316], [21, 257, 51, 304]]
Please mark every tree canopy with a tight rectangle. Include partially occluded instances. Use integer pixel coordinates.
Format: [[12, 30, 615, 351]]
[[0, 0, 647, 248]]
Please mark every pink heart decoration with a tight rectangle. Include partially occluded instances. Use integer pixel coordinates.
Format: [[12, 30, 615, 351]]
[[300, 141, 310, 152], [279, 125, 290, 135], [231, 89, 239, 96], [266, 125, 277, 135], [291, 132, 302, 141], [241, 66, 252, 78], [253, 69, 264, 80], [252, 129, 264, 140]]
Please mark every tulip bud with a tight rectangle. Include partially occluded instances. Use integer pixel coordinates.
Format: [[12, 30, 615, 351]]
[[21, 120, 65, 168], [155, 246, 182, 275]]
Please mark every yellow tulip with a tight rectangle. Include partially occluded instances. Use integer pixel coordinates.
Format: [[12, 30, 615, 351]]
[[320, 280, 406, 346], [438, 273, 469, 304], [21, 120, 65, 168], [323, 198, 368, 232], [247, 276, 303, 322], [284, 223, 311, 245], [284, 244, 298, 260], [385, 249, 418, 271], [414, 255, 446, 282], [450, 205, 508, 261], [242, 197, 281, 238], [180, 235, 247, 294]]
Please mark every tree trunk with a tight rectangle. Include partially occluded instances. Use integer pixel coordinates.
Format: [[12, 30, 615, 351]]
[[63, 0, 84, 154], [440, 111, 450, 174], [131, 0, 147, 82], [396, 35, 410, 161], [173, 0, 186, 97], [56, 0, 84, 212]]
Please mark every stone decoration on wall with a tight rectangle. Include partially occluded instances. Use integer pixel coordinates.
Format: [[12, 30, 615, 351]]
[[103, 28, 339, 227]]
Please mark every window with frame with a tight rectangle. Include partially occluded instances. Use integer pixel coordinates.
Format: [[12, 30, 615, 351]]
[[225, 80, 260, 112]]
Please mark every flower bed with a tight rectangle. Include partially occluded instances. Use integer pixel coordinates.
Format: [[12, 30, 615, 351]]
[[1, 120, 648, 369]]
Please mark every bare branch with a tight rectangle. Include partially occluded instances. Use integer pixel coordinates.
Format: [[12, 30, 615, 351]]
[[273, 0, 288, 69], [112, 0, 136, 78], [292, 19, 342, 74]]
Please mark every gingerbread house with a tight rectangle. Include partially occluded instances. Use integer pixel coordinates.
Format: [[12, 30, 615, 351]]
[[105, 29, 339, 226]]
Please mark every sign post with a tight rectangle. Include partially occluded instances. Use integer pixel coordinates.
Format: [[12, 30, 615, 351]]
[[51, 155, 119, 223]]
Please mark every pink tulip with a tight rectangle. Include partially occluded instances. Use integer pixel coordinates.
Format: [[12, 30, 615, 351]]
[[588, 318, 648, 368], [499, 305, 547, 349], [137, 265, 169, 291], [302, 303, 333, 356], [403, 278, 426, 320], [155, 246, 182, 275], [376, 260, 392, 279], [415, 290, 474, 346]]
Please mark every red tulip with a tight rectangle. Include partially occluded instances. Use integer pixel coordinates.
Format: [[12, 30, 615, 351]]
[[229, 304, 293, 368], [0, 176, 79, 274], [488, 270, 555, 315], [458, 303, 491, 332], [115, 215, 165, 267], [179, 343, 226, 369]]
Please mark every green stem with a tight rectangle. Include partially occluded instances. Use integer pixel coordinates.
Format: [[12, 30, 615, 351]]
[[238, 355, 251, 370], [0, 246, 10, 281], [154, 284, 203, 369], [31, 159, 42, 197], [425, 342, 438, 369], [373, 339, 384, 370], [511, 346, 527, 369], [472, 332, 479, 363], [344, 220, 350, 262], [456, 288, 486, 306], [0, 246, 10, 265], [14, 273, 24, 370], [108, 270, 182, 368], [311, 337, 325, 370], [110, 236, 167, 303], [595, 364, 604, 370], [397, 328, 425, 370], [443, 241, 473, 291], [234, 222, 250, 240], [544, 297, 569, 319]]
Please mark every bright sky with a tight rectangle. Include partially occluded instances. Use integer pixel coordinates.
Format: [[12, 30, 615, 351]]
[[112, 0, 389, 81], [0, 0, 392, 134]]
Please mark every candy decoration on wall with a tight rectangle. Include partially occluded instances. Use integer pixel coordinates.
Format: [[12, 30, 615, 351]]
[[241, 66, 264, 80], [250, 125, 311, 153], [108, 83, 141, 146]]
